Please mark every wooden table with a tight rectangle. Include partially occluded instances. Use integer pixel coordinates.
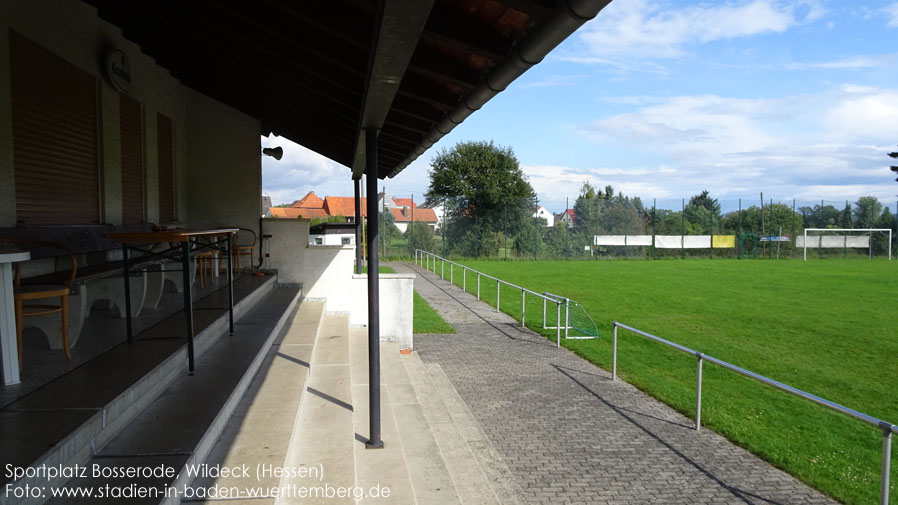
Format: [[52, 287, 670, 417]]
[[0, 248, 31, 385], [105, 229, 237, 374]]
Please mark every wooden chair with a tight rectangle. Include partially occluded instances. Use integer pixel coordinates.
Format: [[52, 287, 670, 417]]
[[193, 240, 216, 288], [232, 228, 257, 274], [11, 239, 76, 366]]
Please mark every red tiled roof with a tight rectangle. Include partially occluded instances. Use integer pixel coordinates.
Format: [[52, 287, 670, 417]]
[[392, 198, 417, 209], [269, 207, 328, 219], [324, 196, 367, 218], [291, 191, 324, 209], [391, 207, 437, 223]]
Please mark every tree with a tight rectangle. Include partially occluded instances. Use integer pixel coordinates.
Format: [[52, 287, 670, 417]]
[[512, 217, 543, 259], [684, 190, 721, 233], [379, 210, 401, 249], [405, 222, 434, 255], [426, 141, 536, 256], [853, 196, 883, 228], [798, 204, 841, 228]]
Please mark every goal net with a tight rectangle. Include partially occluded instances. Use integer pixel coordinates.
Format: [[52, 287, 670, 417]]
[[799, 228, 892, 261]]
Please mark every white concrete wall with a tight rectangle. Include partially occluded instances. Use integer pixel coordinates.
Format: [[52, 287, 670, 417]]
[[264, 218, 413, 348]]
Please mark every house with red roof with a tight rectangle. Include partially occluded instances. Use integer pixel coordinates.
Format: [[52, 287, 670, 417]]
[[390, 206, 438, 233], [270, 190, 437, 232], [554, 209, 575, 227]]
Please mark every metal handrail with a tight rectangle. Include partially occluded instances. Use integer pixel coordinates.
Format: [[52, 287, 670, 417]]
[[416, 249, 565, 347], [613, 321, 896, 505]]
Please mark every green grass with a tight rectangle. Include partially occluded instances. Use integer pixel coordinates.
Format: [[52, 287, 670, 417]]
[[413, 291, 455, 334], [431, 257, 896, 505], [360, 265, 396, 273]]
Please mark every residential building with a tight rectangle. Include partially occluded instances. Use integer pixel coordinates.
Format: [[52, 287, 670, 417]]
[[556, 209, 576, 227], [534, 205, 554, 227]]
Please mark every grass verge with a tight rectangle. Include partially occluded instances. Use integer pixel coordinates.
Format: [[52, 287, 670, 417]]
[[413, 291, 455, 334]]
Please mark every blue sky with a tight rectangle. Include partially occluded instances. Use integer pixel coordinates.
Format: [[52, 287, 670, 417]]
[[262, 0, 898, 213]]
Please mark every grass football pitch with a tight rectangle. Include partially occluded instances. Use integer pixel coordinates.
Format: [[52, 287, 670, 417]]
[[432, 258, 895, 505]]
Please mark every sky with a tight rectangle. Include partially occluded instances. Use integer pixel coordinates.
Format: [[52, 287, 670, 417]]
[[261, 0, 898, 214]]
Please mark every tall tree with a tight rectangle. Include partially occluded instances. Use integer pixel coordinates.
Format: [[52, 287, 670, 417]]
[[684, 190, 721, 234], [853, 196, 883, 228], [426, 141, 536, 256]]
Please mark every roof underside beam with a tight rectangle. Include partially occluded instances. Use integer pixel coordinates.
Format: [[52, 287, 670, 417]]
[[350, 0, 436, 178]]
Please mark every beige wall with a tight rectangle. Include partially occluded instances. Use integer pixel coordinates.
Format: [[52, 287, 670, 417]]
[[185, 89, 261, 233], [0, 0, 260, 229]]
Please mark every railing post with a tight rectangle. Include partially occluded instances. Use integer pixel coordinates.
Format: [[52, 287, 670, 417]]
[[696, 353, 704, 431], [521, 289, 525, 327], [441, 259, 444, 280], [542, 298, 546, 329], [450, 263, 453, 285], [564, 298, 570, 339], [477, 274, 480, 300], [496, 279, 500, 312], [612, 323, 617, 380], [463, 267, 466, 292], [882, 427, 892, 505], [556, 302, 561, 348]]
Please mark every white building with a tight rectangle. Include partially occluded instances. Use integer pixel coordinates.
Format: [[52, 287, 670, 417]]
[[533, 206, 554, 227], [308, 223, 356, 246]]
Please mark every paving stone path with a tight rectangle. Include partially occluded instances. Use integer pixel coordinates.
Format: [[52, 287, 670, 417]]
[[391, 261, 839, 505]]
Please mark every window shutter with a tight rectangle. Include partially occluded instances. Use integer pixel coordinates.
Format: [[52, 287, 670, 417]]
[[120, 94, 144, 223], [10, 31, 99, 225], [157, 113, 174, 223]]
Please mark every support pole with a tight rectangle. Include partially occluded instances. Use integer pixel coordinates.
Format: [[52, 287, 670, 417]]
[[355, 178, 362, 274], [696, 353, 703, 431], [365, 128, 383, 449], [556, 302, 561, 348], [612, 324, 618, 380], [521, 289, 525, 327], [122, 245, 132, 343], [496, 279, 500, 312], [881, 427, 892, 505]]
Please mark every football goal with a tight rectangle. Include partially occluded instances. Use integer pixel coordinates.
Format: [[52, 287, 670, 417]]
[[799, 228, 892, 261]]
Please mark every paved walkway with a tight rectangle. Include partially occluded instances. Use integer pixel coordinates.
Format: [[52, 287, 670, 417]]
[[392, 261, 838, 505]]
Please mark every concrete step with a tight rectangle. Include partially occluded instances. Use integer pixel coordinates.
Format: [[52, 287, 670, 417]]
[[1, 274, 279, 505], [277, 313, 354, 505], [400, 351, 498, 505], [349, 330, 415, 505], [424, 362, 522, 505], [184, 300, 325, 502], [40, 284, 302, 505]]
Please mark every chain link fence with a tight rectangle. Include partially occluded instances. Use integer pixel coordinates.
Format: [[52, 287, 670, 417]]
[[401, 194, 898, 261]]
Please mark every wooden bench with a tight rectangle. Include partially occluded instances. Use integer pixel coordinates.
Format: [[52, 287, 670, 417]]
[[0, 225, 196, 350]]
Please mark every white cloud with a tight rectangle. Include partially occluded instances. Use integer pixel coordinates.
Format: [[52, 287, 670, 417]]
[[782, 54, 898, 70], [261, 135, 347, 205], [532, 86, 898, 210], [563, 0, 820, 65], [883, 3, 898, 27]]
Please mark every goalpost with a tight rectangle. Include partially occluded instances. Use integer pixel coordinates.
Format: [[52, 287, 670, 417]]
[[801, 228, 892, 261]]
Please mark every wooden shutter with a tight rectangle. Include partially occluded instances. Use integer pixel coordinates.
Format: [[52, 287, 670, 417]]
[[120, 94, 144, 223], [10, 31, 100, 224], [157, 113, 174, 223]]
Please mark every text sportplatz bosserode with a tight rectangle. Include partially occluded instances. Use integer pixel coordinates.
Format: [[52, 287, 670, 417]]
[[4, 463, 393, 501]]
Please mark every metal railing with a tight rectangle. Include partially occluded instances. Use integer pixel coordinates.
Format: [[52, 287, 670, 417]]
[[612, 321, 897, 505], [416, 250, 566, 347]]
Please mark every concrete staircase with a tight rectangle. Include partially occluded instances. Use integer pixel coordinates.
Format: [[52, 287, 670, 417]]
[[184, 310, 519, 505]]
